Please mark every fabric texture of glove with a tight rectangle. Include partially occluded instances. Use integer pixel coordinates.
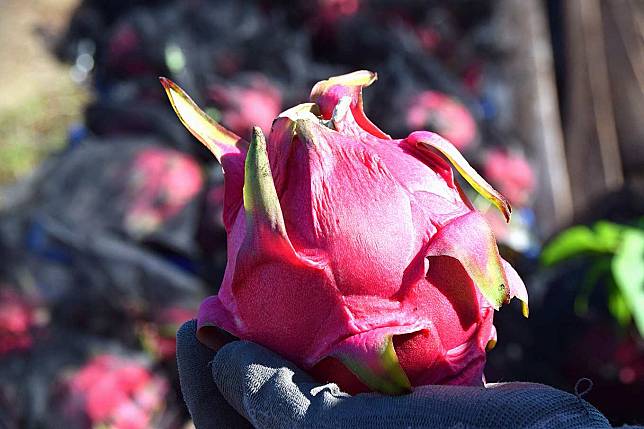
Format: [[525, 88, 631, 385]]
[[212, 340, 611, 429], [176, 320, 252, 429], [177, 320, 640, 429]]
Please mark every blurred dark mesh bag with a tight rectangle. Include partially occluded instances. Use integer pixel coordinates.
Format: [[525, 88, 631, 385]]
[[105, 0, 330, 86], [83, 83, 208, 157], [0, 328, 185, 429], [56, 0, 336, 156], [54, 0, 509, 156], [0, 139, 228, 336]]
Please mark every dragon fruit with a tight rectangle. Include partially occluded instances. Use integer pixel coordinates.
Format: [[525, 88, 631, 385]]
[[483, 148, 535, 208], [406, 90, 477, 151], [207, 74, 282, 138], [124, 147, 203, 236], [64, 354, 167, 429], [160, 70, 528, 394]]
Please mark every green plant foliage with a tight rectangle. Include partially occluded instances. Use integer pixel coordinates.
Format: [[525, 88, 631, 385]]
[[612, 229, 644, 336], [540, 221, 622, 267], [574, 258, 611, 316], [608, 281, 632, 327], [543, 220, 644, 337]]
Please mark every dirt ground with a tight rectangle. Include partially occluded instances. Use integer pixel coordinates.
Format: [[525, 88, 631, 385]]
[[0, 0, 87, 184]]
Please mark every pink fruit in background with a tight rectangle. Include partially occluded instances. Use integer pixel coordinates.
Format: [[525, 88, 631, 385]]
[[208, 74, 282, 138], [316, 0, 360, 24], [0, 289, 45, 355], [406, 90, 477, 151], [124, 148, 203, 235], [160, 71, 528, 394], [66, 354, 167, 429], [483, 148, 535, 208]]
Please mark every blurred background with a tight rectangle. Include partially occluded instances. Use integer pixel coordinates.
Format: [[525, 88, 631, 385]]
[[0, 0, 642, 428]]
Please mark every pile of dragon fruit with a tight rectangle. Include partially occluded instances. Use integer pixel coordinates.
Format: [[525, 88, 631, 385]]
[[0, 1, 542, 428]]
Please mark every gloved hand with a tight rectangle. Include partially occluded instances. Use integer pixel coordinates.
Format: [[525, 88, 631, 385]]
[[176, 320, 625, 429]]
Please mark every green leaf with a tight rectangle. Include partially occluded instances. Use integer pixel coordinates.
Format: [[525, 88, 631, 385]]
[[608, 282, 632, 327], [574, 258, 611, 316], [635, 217, 644, 230], [595, 221, 624, 248], [612, 228, 644, 337], [541, 223, 622, 266]]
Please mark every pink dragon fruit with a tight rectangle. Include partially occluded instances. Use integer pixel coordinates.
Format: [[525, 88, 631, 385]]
[[406, 90, 477, 151], [124, 148, 203, 235], [207, 74, 282, 138], [0, 289, 46, 355], [483, 148, 535, 208], [160, 70, 528, 394], [65, 354, 167, 429]]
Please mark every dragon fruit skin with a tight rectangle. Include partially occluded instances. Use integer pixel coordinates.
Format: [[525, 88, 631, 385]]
[[161, 71, 528, 395]]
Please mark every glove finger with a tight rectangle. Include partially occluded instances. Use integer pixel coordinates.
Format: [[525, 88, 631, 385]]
[[212, 340, 611, 429], [359, 382, 610, 429], [474, 382, 610, 428], [308, 382, 610, 429], [176, 320, 251, 429], [212, 340, 348, 428]]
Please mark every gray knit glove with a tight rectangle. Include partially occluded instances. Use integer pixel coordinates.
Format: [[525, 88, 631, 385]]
[[177, 320, 620, 429]]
